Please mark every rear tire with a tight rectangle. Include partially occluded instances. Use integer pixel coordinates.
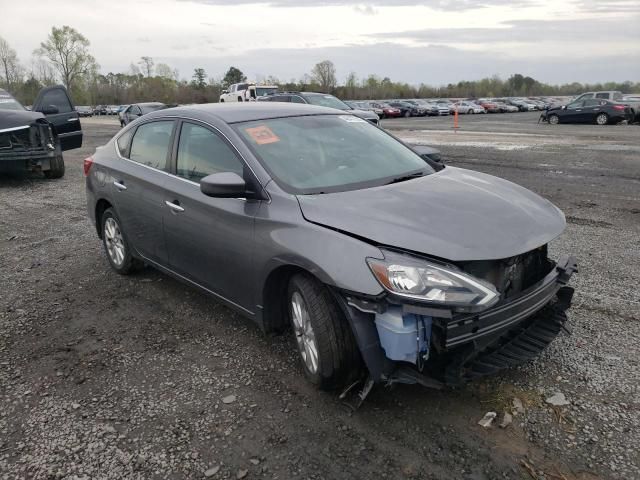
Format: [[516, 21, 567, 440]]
[[43, 154, 65, 179], [287, 274, 361, 390], [596, 113, 609, 125], [101, 208, 142, 275], [404, 110, 411, 118]]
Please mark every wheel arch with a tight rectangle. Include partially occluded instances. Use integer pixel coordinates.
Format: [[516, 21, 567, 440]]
[[95, 198, 113, 238], [260, 262, 337, 334]]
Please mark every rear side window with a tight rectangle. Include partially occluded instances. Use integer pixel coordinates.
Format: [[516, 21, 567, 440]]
[[116, 129, 133, 157], [129, 121, 174, 171], [40, 89, 73, 113], [176, 122, 244, 182], [595, 93, 609, 99]]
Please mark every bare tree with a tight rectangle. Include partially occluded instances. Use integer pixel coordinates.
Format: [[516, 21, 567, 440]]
[[0, 36, 21, 89], [155, 63, 174, 80], [138, 56, 154, 78], [311, 60, 337, 93], [35, 26, 97, 90], [30, 57, 58, 86]]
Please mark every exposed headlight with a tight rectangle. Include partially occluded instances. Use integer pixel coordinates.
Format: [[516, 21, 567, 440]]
[[367, 250, 499, 309]]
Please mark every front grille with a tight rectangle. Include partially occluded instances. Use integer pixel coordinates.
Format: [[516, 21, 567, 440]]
[[0, 121, 53, 153], [459, 246, 554, 299]]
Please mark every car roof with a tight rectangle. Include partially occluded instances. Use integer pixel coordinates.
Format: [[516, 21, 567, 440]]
[[135, 102, 166, 107], [150, 102, 344, 124]]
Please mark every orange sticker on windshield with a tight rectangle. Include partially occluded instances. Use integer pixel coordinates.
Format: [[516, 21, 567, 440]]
[[245, 125, 280, 145]]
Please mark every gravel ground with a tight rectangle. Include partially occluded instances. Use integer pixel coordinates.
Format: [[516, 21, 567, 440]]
[[1, 113, 638, 480]]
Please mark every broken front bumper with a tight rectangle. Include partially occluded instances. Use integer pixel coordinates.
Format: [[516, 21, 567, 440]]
[[0, 124, 57, 174], [338, 255, 577, 387]]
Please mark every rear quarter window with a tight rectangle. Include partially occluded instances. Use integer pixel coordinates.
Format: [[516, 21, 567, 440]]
[[116, 129, 133, 157]]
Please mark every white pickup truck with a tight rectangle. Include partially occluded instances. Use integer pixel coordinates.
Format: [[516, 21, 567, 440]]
[[573, 91, 639, 121], [219, 83, 278, 102]]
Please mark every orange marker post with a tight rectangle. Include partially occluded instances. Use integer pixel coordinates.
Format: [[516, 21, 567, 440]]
[[454, 105, 459, 132]]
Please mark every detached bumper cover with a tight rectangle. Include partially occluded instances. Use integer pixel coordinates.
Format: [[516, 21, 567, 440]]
[[339, 256, 577, 387]]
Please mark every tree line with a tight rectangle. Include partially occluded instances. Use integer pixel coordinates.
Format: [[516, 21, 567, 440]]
[[1, 27, 638, 107]]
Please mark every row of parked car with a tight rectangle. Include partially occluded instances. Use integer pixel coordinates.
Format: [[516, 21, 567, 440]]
[[345, 97, 566, 118], [75, 104, 132, 117]]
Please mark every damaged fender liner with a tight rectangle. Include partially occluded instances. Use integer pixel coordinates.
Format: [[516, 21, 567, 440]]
[[333, 255, 577, 387]]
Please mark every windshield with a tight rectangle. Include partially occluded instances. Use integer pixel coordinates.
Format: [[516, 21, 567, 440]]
[[235, 114, 434, 194], [304, 94, 350, 111], [256, 87, 278, 96], [141, 104, 166, 114], [0, 92, 25, 111]]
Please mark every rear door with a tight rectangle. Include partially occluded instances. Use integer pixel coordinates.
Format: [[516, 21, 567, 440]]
[[109, 120, 176, 265], [32, 85, 82, 151]]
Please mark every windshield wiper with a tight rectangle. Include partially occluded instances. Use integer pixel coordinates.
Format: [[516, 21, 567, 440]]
[[386, 171, 425, 185]]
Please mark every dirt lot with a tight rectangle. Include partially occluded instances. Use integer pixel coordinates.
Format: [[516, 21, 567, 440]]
[[1, 112, 638, 480]]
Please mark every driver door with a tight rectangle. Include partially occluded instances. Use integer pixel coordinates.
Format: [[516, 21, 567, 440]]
[[563, 100, 585, 122], [32, 85, 83, 151]]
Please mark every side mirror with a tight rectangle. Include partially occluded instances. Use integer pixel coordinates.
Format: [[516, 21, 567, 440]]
[[222, 90, 229, 94], [561, 105, 567, 110], [411, 145, 446, 171], [40, 105, 59, 115], [200, 172, 247, 198]]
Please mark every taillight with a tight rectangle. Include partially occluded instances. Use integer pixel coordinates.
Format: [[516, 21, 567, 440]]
[[83, 157, 94, 176], [613, 105, 625, 111]]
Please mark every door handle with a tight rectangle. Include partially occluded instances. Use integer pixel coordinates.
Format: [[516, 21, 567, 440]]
[[67, 117, 79, 122], [165, 200, 185, 212], [113, 181, 127, 191]]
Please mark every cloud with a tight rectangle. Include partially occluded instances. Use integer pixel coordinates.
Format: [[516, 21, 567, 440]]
[[371, 16, 640, 44], [180, 0, 534, 11], [353, 4, 378, 15], [159, 42, 639, 86]]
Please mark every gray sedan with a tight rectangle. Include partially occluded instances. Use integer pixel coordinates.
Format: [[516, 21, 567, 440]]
[[85, 103, 576, 399]]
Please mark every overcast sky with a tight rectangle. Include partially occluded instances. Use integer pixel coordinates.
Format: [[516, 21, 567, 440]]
[[3, 0, 639, 86]]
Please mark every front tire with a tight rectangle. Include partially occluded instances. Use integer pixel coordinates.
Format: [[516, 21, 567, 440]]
[[101, 208, 141, 275], [287, 274, 360, 390], [43, 154, 65, 179], [403, 110, 411, 118], [596, 113, 609, 125], [548, 114, 560, 125]]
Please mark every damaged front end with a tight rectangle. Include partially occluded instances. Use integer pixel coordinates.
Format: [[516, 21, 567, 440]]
[[0, 120, 58, 174], [336, 247, 577, 396]]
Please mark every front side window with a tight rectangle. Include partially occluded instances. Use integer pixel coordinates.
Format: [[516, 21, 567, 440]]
[[176, 122, 244, 182], [303, 94, 349, 110], [566, 101, 583, 109], [235, 115, 434, 195], [129, 121, 174, 171], [40, 89, 73, 113]]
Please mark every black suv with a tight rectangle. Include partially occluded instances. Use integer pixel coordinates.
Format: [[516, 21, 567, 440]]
[[0, 86, 83, 178], [259, 92, 379, 125]]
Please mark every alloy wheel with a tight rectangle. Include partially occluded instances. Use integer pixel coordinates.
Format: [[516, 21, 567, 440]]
[[596, 113, 608, 125], [291, 291, 319, 374], [104, 217, 126, 267]]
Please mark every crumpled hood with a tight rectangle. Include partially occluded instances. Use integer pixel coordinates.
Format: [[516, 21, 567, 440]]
[[297, 167, 566, 261], [349, 108, 379, 121], [0, 109, 45, 132]]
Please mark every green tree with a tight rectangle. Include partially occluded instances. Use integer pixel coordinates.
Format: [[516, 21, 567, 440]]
[[192, 68, 207, 89], [35, 25, 97, 90], [223, 66, 246, 86]]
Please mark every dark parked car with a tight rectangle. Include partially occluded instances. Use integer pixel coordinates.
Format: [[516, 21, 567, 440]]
[[0, 85, 83, 178], [258, 92, 379, 125], [86, 103, 576, 400], [543, 99, 633, 125], [388, 101, 426, 117], [120, 102, 168, 126]]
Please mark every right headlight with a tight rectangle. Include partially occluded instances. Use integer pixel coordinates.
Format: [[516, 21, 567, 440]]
[[367, 250, 499, 310]]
